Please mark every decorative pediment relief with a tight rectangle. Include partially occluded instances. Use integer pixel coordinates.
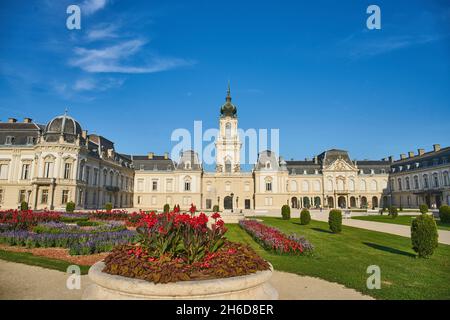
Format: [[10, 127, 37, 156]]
[[324, 158, 357, 172]]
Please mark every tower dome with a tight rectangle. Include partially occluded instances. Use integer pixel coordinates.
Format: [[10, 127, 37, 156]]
[[44, 111, 83, 143], [220, 84, 237, 118]]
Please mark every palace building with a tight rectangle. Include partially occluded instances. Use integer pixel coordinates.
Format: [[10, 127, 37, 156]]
[[0, 87, 448, 212]]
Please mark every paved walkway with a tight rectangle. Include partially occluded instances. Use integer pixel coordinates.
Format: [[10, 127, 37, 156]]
[[0, 260, 372, 300], [310, 211, 450, 245]]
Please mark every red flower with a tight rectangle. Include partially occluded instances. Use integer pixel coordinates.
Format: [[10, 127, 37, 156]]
[[211, 212, 221, 220]]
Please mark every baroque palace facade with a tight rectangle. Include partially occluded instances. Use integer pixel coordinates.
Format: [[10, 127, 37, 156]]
[[1, 89, 449, 212]]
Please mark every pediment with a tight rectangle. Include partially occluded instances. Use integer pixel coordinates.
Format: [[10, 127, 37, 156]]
[[324, 158, 357, 172]]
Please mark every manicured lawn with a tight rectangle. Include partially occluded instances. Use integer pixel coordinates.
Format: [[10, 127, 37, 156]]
[[0, 249, 90, 274], [226, 217, 450, 300], [352, 215, 450, 231]]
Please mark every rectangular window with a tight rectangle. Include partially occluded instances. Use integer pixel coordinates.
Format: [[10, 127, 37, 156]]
[[184, 182, 191, 191], [62, 190, 69, 204], [206, 199, 212, 209], [26, 136, 34, 145], [137, 196, 142, 205], [86, 167, 90, 184], [43, 162, 53, 178], [41, 189, 48, 204], [266, 182, 272, 192], [19, 190, 26, 203], [0, 164, 9, 180], [5, 136, 14, 145], [21, 164, 30, 180], [152, 180, 158, 191], [137, 179, 144, 192], [0, 189, 3, 203], [166, 179, 173, 192], [93, 169, 98, 186], [245, 199, 251, 209], [64, 163, 71, 179]]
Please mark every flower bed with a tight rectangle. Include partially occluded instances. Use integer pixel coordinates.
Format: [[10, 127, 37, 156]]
[[0, 210, 61, 230], [89, 210, 129, 221], [98, 206, 272, 285], [239, 220, 314, 255], [0, 229, 137, 255]]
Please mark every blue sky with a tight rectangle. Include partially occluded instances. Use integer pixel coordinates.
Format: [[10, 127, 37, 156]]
[[0, 0, 449, 165]]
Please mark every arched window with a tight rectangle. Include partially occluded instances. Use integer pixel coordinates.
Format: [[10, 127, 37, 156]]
[[265, 177, 273, 192], [371, 180, 377, 191], [225, 159, 232, 173], [423, 174, 429, 188], [302, 181, 309, 192], [348, 179, 355, 191], [185, 161, 191, 170], [397, 178, 402, 191], [360, 180, 367, 191], [337, 179, 344, 191], [444, 172, 449, 186], [405, 177, 410, 190], [433, 173, 439, 188], [184, 176, 192, 191], [265, 161, 271, 169], [314, 180, 321, 192], [414, 176, 419, 189], [290, 180, 297, 192], [327, 179, 333, 191], [225, 123, 231, 138]]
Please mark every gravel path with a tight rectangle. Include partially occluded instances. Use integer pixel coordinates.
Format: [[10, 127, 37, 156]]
[[0, 260, 372, 300]]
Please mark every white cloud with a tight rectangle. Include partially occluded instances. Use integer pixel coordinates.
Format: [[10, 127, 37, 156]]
[[82, 0, 108, 15], [86, 23, 119, 41], [69, 39, 194, 74], [73, 77, 124, 91]]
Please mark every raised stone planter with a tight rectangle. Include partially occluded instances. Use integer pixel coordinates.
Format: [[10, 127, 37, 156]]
[[83, 261, 278, 300]]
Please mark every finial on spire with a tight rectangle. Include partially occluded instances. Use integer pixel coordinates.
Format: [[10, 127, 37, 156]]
[[226, 81, 231, 102]]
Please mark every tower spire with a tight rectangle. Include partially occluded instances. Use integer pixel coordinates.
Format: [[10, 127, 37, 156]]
[[226, 81, 231, 102]]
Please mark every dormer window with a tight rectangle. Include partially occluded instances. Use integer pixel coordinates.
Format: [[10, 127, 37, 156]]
[[140, 164, 144, 171], [303, 170, 307, 175], [185, 161, 191, 170], [26, 136, 34, 145], [265, 161, 271, 169], [5, 136, 14, 145]]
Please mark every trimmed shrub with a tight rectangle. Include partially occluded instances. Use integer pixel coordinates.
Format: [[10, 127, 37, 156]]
[[66, 201, 76, 213], [76, 220, 101, 227], [328, 210, 342, 233], [300, 209, 311, 225], [104, 202, 113, 212], [389, 206, 398, 219], [281, 205, 291, 220], [411, 214, 438, 258], [213, 205, 220, 212], [419, 204, 429, 214], [20, 201, 29, 211], [439, 205, 450, 223], [163, 204, 170, 213]]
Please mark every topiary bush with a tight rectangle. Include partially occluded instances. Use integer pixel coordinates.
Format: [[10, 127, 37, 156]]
[[300, 209, 311, 225], [411, 214, 438, 258], [419, 204, 429, 214], [281, 205, 291, 220], [66, 201, 75, 213], [328, 210, 342, 233], [213, 205, 220, 212], [389, 206, 398, 219], [104, 202, 113, 212], [20, 201, 29, 211], [163, 204, 170, 213], [439, 205, 450, 223]]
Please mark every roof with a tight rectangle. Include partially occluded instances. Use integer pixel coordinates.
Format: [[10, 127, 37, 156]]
[[0, 121, 42, 146]]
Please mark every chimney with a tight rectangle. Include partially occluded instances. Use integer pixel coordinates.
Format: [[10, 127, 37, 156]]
[[433, 144, 441, 152], [408, 151, 414, 158], [23, 118, 32, 123], [418, 149, 425, 156], [400, 153, 406, 160], [164, 152, 169, 160], [313, 156, 318, 164], [8, 118, 17, 123], [147, 152, 154, 160], [388, 156, 393, 163], [81, 130, 88, 139]]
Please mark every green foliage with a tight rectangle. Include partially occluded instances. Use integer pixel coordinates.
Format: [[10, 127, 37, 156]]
[[439, 205, 450, 223], [20, 201, 28, 211], [104, 202, 113, 212], [389, 206, 398, 219], [213, 205, 220, 212], [281, 205, 291, 220], [328, 210, 342, 233], [411, 214, 438, 258], [399, 205, 403, 212], [60, 216, 89, 223], [76, 220, 101, 227], [66, 201, 76, 213], [163, 204, 170, 213], [300, 209, 311, 225], [419, 204, 429, 214]]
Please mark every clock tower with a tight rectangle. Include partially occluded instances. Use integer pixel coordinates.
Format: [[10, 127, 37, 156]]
[[215, 84, 242, 173]]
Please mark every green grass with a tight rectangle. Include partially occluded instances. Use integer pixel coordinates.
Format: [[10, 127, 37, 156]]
[[0, 249, 90, 274], [226, 217, 450, 300], [352, 215, 450, 231]]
